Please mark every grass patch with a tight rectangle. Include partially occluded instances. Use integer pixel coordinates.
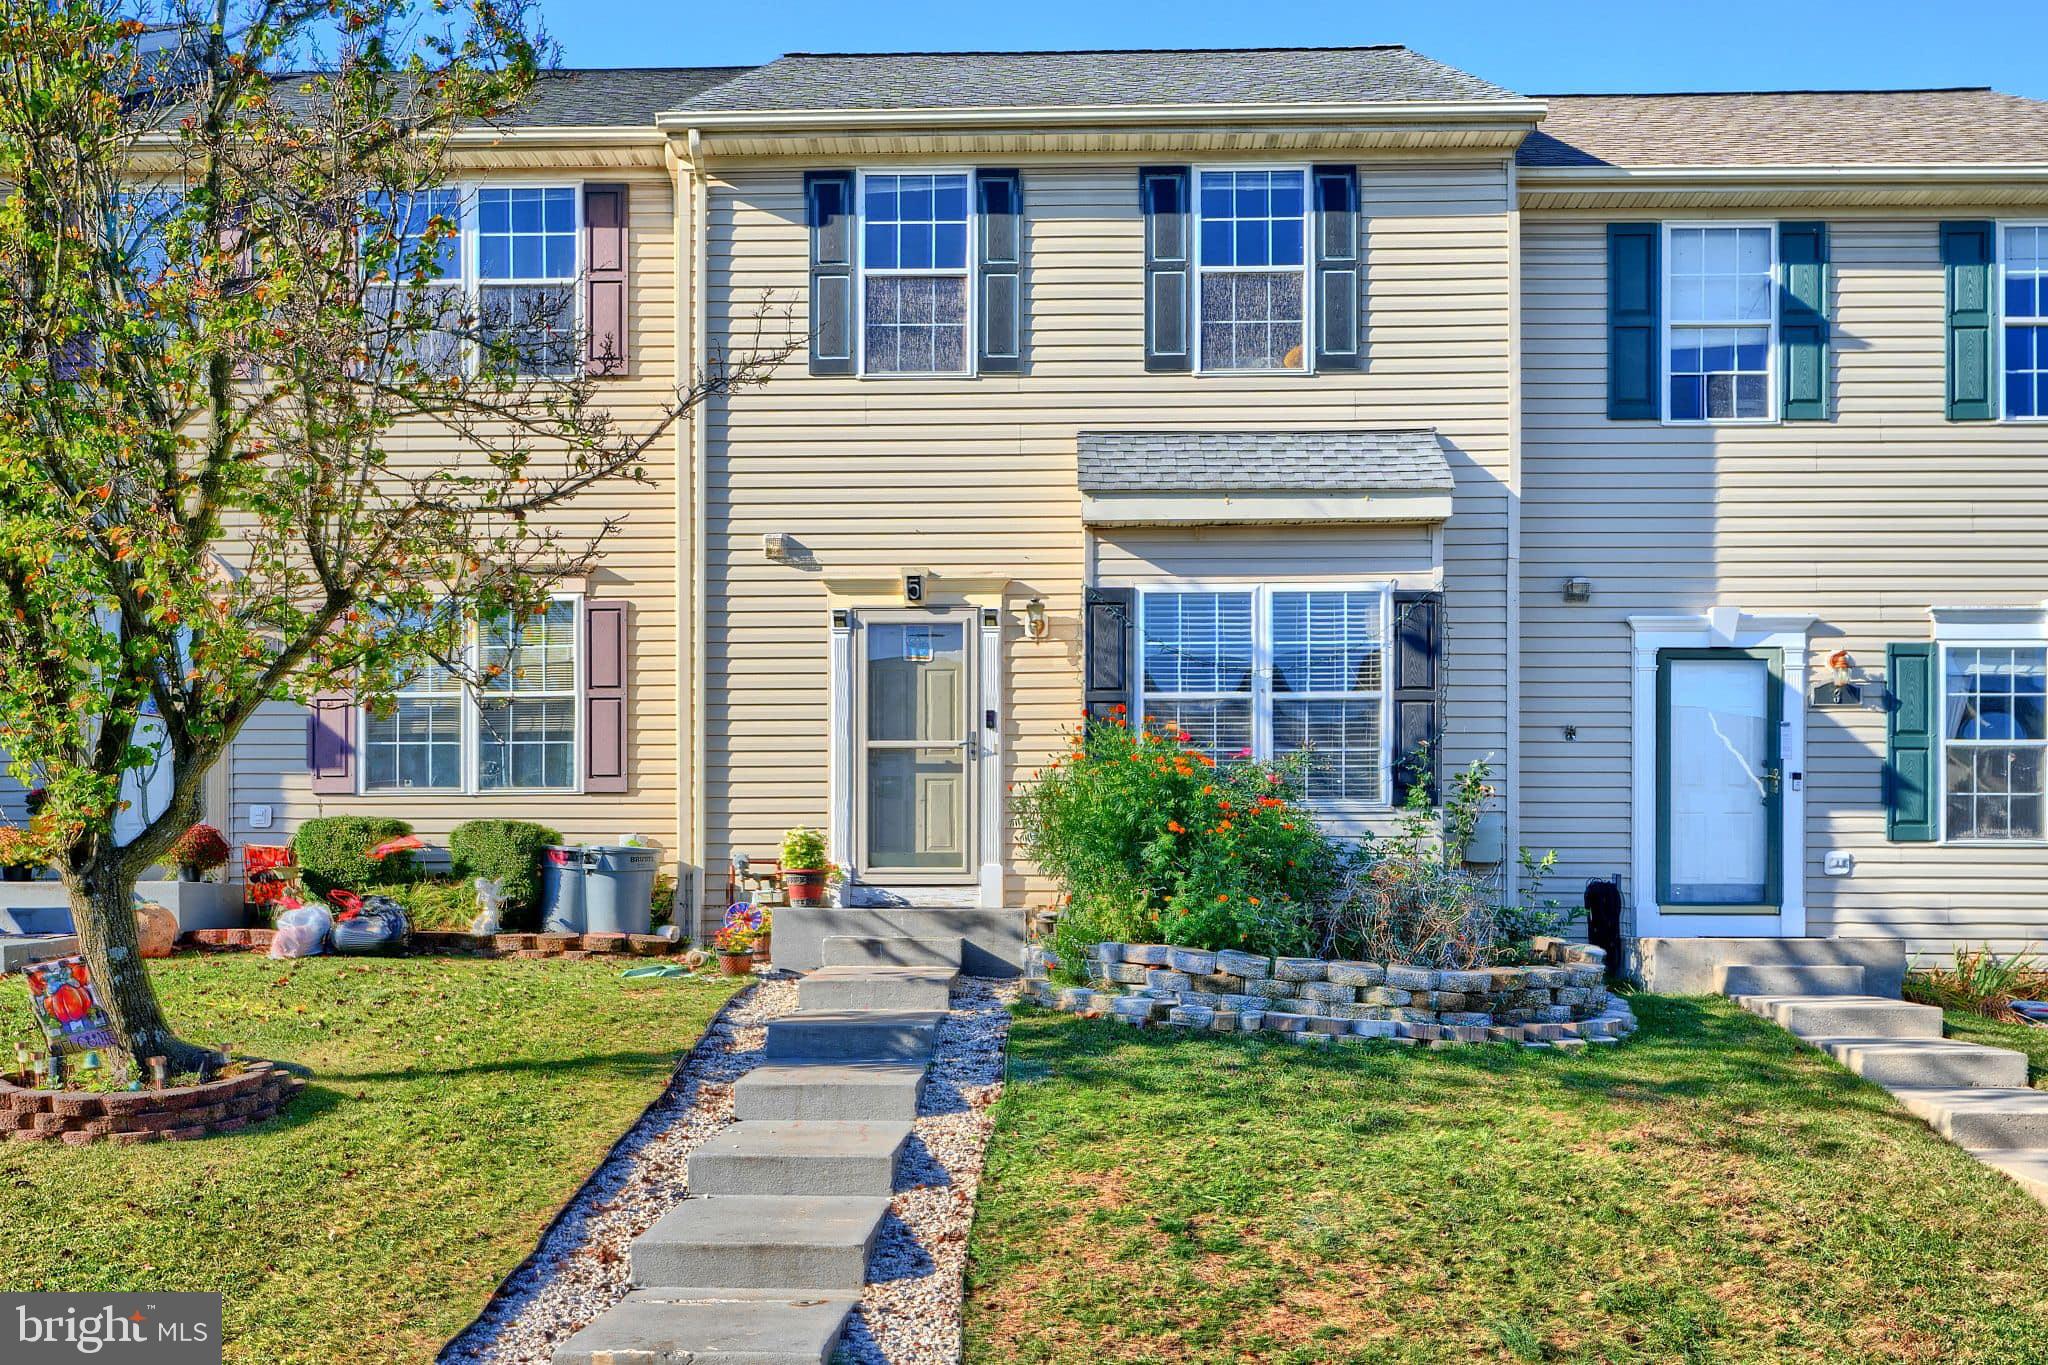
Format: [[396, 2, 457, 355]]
[[964, 996, 2048, 1365], [1942, 1011, 2048, 1088], [0, 954, 742, 1363]]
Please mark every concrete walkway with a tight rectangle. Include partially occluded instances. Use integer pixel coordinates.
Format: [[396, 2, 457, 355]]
[[1715, 954, 2048, 1207], [553, 932, 969, 1364]]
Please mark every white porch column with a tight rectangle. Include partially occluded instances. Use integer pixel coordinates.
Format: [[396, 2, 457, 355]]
[[977, 606, 1005, 909], [827, 609, 855, 881]]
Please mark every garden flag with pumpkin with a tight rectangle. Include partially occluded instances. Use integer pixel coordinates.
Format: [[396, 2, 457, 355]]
[[22, 957, 119, 1056]]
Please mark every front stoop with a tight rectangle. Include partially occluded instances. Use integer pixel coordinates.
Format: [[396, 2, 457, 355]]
[[1717, 948, 2048, 1209], [554, 959, 963, 1365]]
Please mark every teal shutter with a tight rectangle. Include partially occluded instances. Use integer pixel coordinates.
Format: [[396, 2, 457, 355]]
[[976, 170, 1024, 374], [1942, 221, 1995, 421], [1312, 165, 1362, 372], [1779, 221, 1829, 420], [1607, 223, 1661, 419], [1885, 641, 1938, 842], [1390, 591, 1443, 806], [1140, 167, 1191, 372], [805, 171, 855, 376]]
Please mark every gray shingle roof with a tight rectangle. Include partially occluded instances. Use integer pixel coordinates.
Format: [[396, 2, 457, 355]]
[[510, 67, 755, 126], [1519, 88, 2048, 168], [676, 47, 1520, 114], [1076, 430, 1453, 494]]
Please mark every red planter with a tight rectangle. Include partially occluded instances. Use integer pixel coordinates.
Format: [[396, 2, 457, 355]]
[[782, 869, 829, 908], [717, 952, 756, 977]]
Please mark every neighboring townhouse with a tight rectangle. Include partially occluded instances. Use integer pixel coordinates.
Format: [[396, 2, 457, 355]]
[[23, 47, 2048, 964], [1516, 89, 2048, 956]]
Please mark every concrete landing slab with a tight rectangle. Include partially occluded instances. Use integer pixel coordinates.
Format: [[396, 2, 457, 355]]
[[689, 1120, 912, 1197], [733, 1060, 926, 1122], [551, 1287, 857, 1365], [1715, 963, 1866, 997], [631, 1195, 890, 1292]]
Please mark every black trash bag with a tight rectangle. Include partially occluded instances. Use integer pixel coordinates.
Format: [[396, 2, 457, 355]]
[[331, 894, 411, 955]]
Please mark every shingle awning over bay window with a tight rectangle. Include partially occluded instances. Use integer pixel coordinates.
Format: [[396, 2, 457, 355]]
[[1075, 428, 1455, 526]]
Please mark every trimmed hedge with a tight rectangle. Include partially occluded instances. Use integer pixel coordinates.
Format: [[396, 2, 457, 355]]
[[449, 819, 561, 915], [293, 816, 421, 896]]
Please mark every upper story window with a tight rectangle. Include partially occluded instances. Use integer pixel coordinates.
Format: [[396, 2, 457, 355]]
[[1136, 584, 1389, 807], [2003, 224, 2048, 420], [1196, 169, 1308, 373], [1666, 224, 1774, 422], [860, 172, 970, 375], [361, 184, 580, 378]]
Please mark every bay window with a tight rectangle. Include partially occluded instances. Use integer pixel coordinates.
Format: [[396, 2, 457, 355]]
[[1196, 169, 1308, 373], [1942, 645, 2047, 841], [360, 597, 581, 794], [1137, 585, 1389, 806]]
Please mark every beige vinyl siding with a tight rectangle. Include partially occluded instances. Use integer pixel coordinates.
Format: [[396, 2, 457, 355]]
[[703, 159, 1516, 908], [223, 166, 685, 866], [1521, 210, 2048, 957]]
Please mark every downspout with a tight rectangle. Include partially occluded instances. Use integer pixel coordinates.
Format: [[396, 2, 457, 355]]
[[686, 127, 712, 937], [664, 134, 692, 930], [1503, 155, 1525, 897]]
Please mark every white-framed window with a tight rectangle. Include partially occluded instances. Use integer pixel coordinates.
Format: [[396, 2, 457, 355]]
[[1940, 643, 2047, 843], [2001, 222, 2048, 421], [359, 595, 582, 795], [858, 170, 972, 376], [1195, 167, 1309, 374], [1135, 583, 1390, 806], [360, 182, 581, 378], [1664, 223, 1776, 423]]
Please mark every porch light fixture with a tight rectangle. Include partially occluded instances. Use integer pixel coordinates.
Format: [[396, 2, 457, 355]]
[[1025, 597, 1049, 639], [1563, 577, 1593, 604], [762, 531, 797, 563]]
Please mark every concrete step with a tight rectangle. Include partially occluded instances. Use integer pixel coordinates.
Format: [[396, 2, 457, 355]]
[[1893, 1087, 2048, 1150], [1813, 1036, 2031, 1089], [551, 1288, 857, 1365], [1640, 935, 1906, 997], [1739, 994, 1944, 1040], [1715, 963, 1866, 997], [1969, 1149, 2048, 1207], [821, 934, 965, 971], [734, 1060, 926, 1123], [798, 965, 956, 1012], [764, 1010, 943, 1063], [632, 1195, 890, 1292], [689, 1120, 913, 1197], [778, 906, 1023, 975]]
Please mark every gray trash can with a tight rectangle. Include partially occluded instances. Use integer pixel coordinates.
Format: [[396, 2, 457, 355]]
[[584, 845, 659, 935], [540, 846, 590, 934]]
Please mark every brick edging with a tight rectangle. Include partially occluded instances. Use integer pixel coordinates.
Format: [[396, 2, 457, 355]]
[[0, 1060, 308, 1144], [178, 929, 687, 960]]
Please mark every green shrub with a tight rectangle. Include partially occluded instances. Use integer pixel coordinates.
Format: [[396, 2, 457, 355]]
[[1903, 944, 2048, 1020], [1018, 713, 1334, 977], [448, 820, 561, 913], [293, 816, 420, 896]]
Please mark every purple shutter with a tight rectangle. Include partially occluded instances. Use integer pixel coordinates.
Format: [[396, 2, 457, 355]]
[[583, 184, 629, 376], [583, 600, 630, 793], [307, 692, 356, 794]]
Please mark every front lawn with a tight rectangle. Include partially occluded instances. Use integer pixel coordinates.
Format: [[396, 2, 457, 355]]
[[964, 997, 2048, 1364], [0, 954, 741, 1363]]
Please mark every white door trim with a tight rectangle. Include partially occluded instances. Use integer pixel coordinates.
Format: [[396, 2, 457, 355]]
[[1628, 608, 1816, 939]]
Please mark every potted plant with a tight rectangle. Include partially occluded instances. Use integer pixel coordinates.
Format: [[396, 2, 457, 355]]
[[0, 827, 37, 882], [779, 827, 831, 907], [754, 907, 773, 964], [165, 823, 231, 883], [712, 923, 758, 976]]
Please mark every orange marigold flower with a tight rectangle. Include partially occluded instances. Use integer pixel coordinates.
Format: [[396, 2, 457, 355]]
[[1249, 897, 1261, 906], [1281, 822, 1295, 830], [1167, 820, 1185, 833], [1201, 784, 1215, 795], [1216, 894, 1229, 903]]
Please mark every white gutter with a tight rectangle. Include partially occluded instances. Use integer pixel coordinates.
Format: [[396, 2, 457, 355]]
[[655, 98, 1548, 133], [1518, 162, 2048, 185]]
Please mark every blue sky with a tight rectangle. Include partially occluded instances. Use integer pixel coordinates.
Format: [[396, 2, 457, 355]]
[[542, 0, 2048, 100]]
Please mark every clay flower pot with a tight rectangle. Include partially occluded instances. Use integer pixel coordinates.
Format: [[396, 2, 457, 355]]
[[782, 869, 828, 908], [717, 951, 756, 977]]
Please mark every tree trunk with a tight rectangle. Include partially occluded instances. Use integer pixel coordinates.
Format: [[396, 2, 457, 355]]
[[64, 869, 207, 1073]]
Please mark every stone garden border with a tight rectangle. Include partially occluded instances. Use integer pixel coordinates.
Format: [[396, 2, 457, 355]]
[[1025, 936, 1639, 1049], [0, 1059, 306, 1145], [178, 929, 687, 960]]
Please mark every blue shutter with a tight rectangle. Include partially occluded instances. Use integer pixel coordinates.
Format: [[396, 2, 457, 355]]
[[805, 171, 855, 376], [1607, 223, 1661, 420], [1942, 221, 1995, 421], [1779, 221, 1829, 421], [1312, 165, 1362, 372], [1140, 167, 1191, 373], [976, 169, 1024, 374], [1390, 591, 1442, 806]]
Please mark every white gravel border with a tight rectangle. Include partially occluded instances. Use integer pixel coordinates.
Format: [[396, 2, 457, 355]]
[[439, 973, 1017, 1365]]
